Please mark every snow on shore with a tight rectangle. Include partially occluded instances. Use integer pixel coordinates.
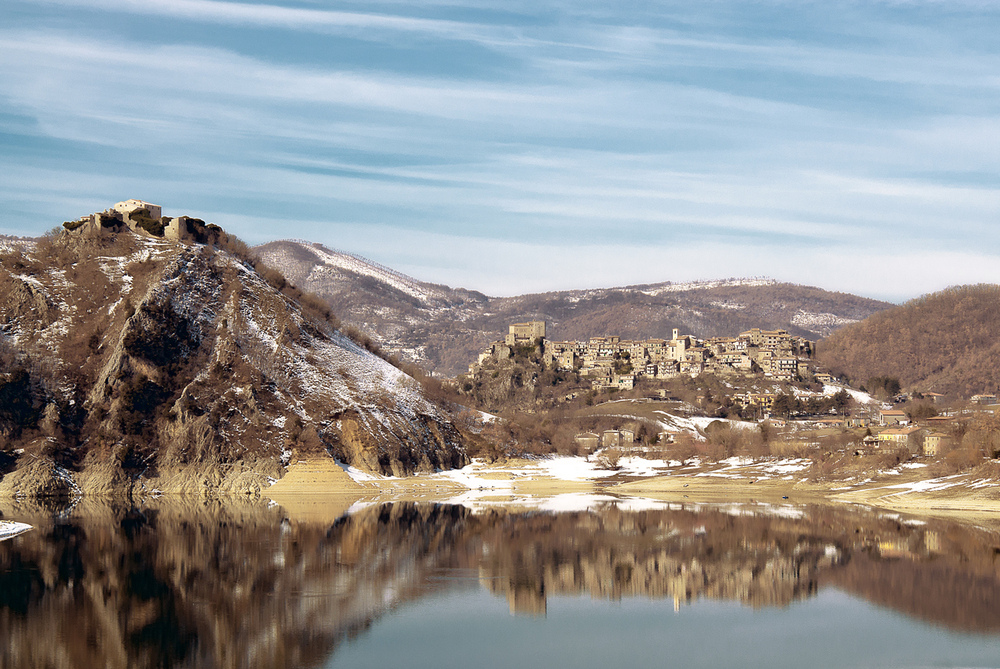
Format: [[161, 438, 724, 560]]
[[434, 490, 675, 514], [0, 521, 32, 542], [883, 474, 966, 494]]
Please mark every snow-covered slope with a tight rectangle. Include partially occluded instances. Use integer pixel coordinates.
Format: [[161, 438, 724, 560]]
[[256, 240, 455, 306], [288, 241, 444, 304], [635, 277, 778, 296]]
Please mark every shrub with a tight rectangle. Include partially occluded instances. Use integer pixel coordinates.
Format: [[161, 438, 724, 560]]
[[117, 375, 170, 436], [122, 301, 195, 370], [0, 369, 38, 436], [130, 210, 165, 236], [596, 447, 622, 470]]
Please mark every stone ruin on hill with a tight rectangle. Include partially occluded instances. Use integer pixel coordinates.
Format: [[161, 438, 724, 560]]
[[63, 199, 225, 245]]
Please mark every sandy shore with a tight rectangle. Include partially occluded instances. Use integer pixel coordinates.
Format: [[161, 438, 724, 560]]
[[264, 456, 1000, 528]]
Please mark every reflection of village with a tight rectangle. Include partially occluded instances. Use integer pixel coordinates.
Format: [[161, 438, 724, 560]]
[[474, 504, 987, 623], [3, 500, 1000, 669], [475, 321, 816, 390]]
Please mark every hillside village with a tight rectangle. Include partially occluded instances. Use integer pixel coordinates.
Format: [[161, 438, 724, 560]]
[[473, 320, 817, 390], [468, 321, 1000, 467]]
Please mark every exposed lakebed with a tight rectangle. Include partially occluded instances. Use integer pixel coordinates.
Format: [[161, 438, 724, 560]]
[[0, 495, 998, 668]]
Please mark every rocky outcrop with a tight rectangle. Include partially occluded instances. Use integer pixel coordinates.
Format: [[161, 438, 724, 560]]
[[0, 228, 469, 498]]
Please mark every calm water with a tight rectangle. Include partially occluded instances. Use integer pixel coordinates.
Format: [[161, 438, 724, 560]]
[[1, 496, 999, 668]]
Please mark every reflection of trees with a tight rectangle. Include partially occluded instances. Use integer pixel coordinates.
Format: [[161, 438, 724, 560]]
[[1, 499, 999, 669]]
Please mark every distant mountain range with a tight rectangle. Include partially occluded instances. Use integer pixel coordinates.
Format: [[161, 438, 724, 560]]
[[817, 284, 1000, 397], [255, 240, 893, 377]]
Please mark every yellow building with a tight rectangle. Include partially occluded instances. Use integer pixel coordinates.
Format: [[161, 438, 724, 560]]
[[877, 426, 924, 455], [922, 431, 952, 457]]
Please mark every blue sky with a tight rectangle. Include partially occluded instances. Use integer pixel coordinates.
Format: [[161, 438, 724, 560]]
[[2, 1, 999, 301]]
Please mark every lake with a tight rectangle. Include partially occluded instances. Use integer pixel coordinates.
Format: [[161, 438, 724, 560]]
[[1, 495, 998, 668]]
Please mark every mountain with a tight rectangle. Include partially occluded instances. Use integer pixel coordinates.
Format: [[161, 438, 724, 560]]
[[254, 240, 893, 376], [817, 284, 1000, 398], [0, 228, 468, 497]]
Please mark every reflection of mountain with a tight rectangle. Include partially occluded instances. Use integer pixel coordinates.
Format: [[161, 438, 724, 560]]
[[0, 500, 471, 669], [0, 499, 999, 668]]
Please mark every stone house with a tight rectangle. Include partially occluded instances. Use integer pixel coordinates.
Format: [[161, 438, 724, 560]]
[[769, 357, 798, 380], [113, 199, 162, 219], [879, 409, 909, 426], [615, 374, 636, 390], [601, 429, 635, 448]]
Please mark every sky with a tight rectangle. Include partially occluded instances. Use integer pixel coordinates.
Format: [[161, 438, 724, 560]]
[[1, 1, 999, 302]]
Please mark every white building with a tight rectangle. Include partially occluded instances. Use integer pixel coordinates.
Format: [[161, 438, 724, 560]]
[[113, 199, 162, 219]]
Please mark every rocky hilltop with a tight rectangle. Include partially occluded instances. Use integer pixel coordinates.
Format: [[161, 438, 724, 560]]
[[255, 240, 892, 376], [0, 224, 468, 498]]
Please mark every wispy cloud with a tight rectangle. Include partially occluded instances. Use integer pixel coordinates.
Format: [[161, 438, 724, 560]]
[[2, 1, 1000, 300], [16, 0, 500, 42]]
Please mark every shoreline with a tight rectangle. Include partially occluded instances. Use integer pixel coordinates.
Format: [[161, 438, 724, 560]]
[[0, 456, 996, 529], [261, 456, 1000, 528]]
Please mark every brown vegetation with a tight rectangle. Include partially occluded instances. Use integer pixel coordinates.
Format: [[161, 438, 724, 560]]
[[818, 284, 1000, 397]]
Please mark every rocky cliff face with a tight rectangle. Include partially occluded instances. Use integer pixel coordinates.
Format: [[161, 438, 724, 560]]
[[0, 230, 468, 497], [254, 240, 892, 377]]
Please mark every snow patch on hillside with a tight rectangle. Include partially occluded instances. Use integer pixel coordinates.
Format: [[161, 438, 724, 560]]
[[653, 411, 756, 437], [0, 236, 36, 254], [823, 384, 878, 405], [791, 310, 859, 328], [637, 277, 776, 296], [710, 300, 746, 310], [291, 241, 442, 304]]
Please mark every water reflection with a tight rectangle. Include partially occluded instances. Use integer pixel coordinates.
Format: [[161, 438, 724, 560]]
[[0, 496, 998, 668]]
